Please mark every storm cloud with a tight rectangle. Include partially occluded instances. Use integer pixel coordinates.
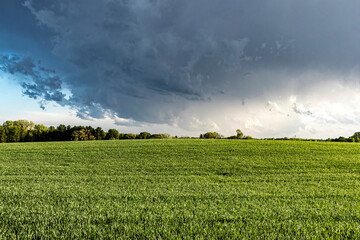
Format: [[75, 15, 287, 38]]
[[0, 54, 66, 109], [2, 0, 360, 136]]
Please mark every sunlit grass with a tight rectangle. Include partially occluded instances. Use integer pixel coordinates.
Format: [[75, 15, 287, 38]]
[[0, 139, 360, 238]]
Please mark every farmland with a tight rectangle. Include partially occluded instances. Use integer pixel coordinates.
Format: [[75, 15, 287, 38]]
[[0, 139, 360, 238]]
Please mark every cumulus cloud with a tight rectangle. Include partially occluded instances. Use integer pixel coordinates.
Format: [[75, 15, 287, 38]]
[[3, 0, 360, 136]]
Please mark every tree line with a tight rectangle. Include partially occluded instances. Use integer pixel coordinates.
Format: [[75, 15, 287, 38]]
[[1, 120, 359, 143], [328, 132, 360, 143], [0, 120, 174, 143]]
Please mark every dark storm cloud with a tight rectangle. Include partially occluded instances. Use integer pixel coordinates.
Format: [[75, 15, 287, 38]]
[[0, 54, 66, 109], [13, 0, 360, 125]]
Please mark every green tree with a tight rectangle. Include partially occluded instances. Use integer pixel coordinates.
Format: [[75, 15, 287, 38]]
[[138, 132, 151, 139], [94, 127, 106, 140], [337, 136, 347, 142], [72, 128, 96, 141], [122, 133, 137, 139], [203, 132, 221, 139], [55, 124, 67, 141], [72, 129, 86, 141], [150, 133, 172, 139], [0, 126, 6, 143], [14, 120, 32, 142], [236, 129, 244, 139], [3, 121, 21, 142], [106, 129, 120, 140], [352, 132, 360, 139], [34, 124, 49, 141]]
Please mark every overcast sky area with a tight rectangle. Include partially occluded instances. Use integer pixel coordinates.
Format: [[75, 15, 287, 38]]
[[1, 0, 360, 138]]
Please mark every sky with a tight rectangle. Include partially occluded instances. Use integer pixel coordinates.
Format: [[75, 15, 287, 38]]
[[1, 0, 360, 138]]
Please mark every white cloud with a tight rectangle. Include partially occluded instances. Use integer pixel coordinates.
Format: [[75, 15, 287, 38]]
[[245, 118, 263, 132], [267, 101, 283, 113]]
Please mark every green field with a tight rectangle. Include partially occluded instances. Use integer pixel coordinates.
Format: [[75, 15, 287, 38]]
[[0, 140, 360, 239]]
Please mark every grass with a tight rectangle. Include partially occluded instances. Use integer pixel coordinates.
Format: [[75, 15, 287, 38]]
[[0, 139, 360, 239]]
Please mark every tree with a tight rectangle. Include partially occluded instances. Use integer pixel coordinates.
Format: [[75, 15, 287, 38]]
[[55, 124, 67, 141], [337, 136, 347, 142], [138, 132, 151, 139], [14, 120, 31, 142], [34, 124, 49, 141], [106, 129, 120, 140], [94, 127, 106, 140], [352, 132, 360, 139], [203, 132, 221, 139], [72, 129, 87, 141], [71, 128, 95, 141], [3, 121, 21, 142], [0, 126, 6, 143], [236, 129, 244, 139], [122, 133, 137, 139], [150, 133, 173, 139], [24, 121, 35, 142], [86, 126, 95, 137]]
